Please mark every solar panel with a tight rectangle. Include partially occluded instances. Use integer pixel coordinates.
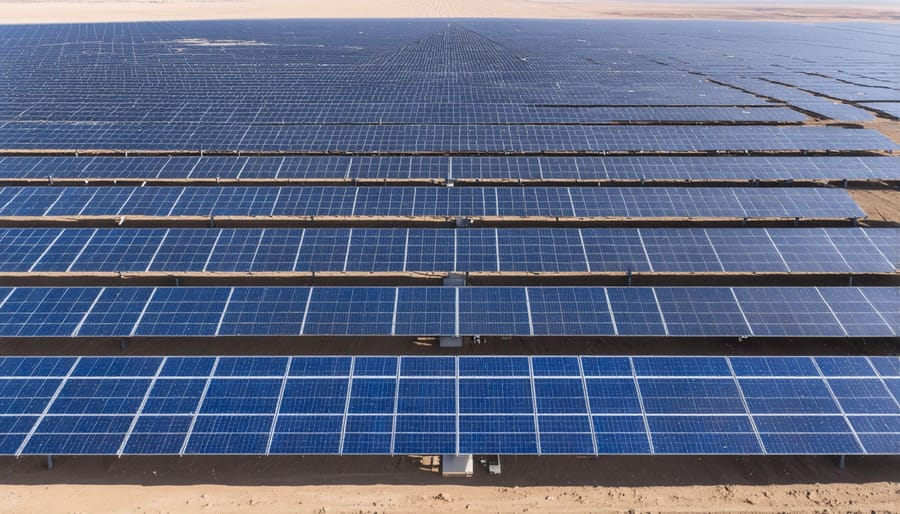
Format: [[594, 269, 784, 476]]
[[2, 19, 898, 463], [0, 187, 868, 220], [1, 286, 896, 339], [2, 355, 895, 456]]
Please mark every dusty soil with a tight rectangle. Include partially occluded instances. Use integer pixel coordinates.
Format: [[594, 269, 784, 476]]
[[2, 0, 899, 24], [851, 188, 900, 224], [2, 454, 899, 513]]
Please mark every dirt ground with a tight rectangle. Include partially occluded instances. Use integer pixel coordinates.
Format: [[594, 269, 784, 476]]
[[850, 188, 900, 224], [2, 454, 899, 513], [2, 0, 899, 24]]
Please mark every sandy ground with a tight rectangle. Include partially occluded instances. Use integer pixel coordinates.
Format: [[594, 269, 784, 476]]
[[2, 454, 899, 513], [851, 188, 900, 224], [2, 0, 900, 24]]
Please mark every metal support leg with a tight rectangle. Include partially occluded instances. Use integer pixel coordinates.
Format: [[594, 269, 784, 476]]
[[46, 455, 53, 469], [838, 454, 845, 470]]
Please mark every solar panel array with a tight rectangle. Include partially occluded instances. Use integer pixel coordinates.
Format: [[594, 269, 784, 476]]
[[0, 355, 897, 456], [1, 227, 895, 273], [0, 20, 897, 459], [0, 186, 868, 219], [0, 286, 895, 338], [2, 156, 897, 181]]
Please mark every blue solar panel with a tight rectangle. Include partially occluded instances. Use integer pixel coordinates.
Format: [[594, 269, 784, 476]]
[[857, 288, 900, 335], [705, 228, 787, 272], [302, 287, 395, 335], [605, 288, 666, 336], [74, 288, 155, 337], [458, 287, 530, 335], [1, 286, 896, 339], [217, 288, 310, 336], [653, 288, 750, 337], [146, 229, 218, 272], [133, 287, 230, 336], [0, 287, 101, 337], [527, 287, 615, 336], [0, 186, 869, 219], [0, 355, 897, 456], [26, 229, 95, 272], [14, 156, 864, 182], [68, 229, 167, 272], [394, 287, 455, 336], [640, 229, 723, 272], [731, 287, 847, 337], [0, 227, 892, 274], [0, 228, 63, 272]]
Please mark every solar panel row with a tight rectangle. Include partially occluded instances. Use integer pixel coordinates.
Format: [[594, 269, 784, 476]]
[[1, 105, 810, 124], [0, 286, 895, 338], [1, 227, 895, 273], [3, 123, 896, 152], [2, 156, 896, 181], [0, 186, 866, 219], [0, 355, 896, 456]]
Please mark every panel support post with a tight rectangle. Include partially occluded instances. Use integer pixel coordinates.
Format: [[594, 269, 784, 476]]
[[46, 455, 53, 470], [837, 454, 846, 470]]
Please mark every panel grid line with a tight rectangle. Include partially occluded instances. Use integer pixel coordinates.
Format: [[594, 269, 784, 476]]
[[821, 229, 853, 271], [810, 359, 866, 453], [650, 288, 669, 336], [857, 289, 896, 337], [725, 357, 766, 453], [342, 228, 353, 272], [15, 356, 82, 457], [291, 229, 306, 272], [180, 356, 219, 456], [71, 287, 105, 337], [27, 229, 65, 273], [390, 287, 399, 336], [729, 287, 755, 337], [213, 287, 235, 337], [64, 228, 98, 273], [628, 357, 654, 455], [338, 357, 355, 456], [389, 356, 401, 456], [635, 229, 654, 272], [863, 356, 900, 410], [524, 287, 535, 337], [528, 357, 541, 456], [265, 356, 292, 455], [577, 229, 592, 273], [128, 287, 157, 337], [455, 356, 461, 456], [201, 230, 224, 272], [117, 357, 167, 456], [702, 229, 726, 272], [0, 288, 14, 310], [813, 287, 849, 337], [299, 286, 314, 336], [578, 356, 599, 456], [604, 288, 619, 336], [763, 228, 792, 271], [144, 229, 170, 272]]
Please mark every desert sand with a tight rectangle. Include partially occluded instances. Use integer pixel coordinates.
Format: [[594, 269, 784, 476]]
[[3, 454, 900, 513], [2, 0, 900, 24]]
